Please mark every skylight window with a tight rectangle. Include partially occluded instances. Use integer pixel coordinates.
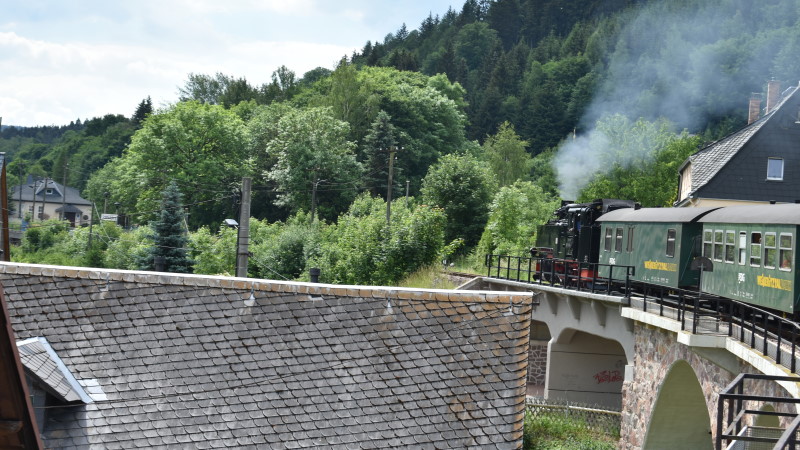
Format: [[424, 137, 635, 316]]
[[767, 157, 784, 181]]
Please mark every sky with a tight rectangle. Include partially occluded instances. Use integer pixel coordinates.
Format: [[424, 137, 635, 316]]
[[0, 0, 463, 127]]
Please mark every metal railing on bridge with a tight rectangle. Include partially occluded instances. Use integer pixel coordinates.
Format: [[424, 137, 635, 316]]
[[632, 285, 800, 376], [716, 373, 800, 450], [486, 254, 635, 297], [486, 254, 800, 376], [488, 254, 800, 450]]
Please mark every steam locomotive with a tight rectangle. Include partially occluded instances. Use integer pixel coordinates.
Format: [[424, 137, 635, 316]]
[[531, 199, 800, 315]]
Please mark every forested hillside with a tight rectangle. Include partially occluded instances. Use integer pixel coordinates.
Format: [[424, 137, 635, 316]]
[[3, 0, 800, 279]]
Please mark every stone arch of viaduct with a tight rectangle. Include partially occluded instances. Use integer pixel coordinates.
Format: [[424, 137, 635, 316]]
[[469, 277, 798, 447]]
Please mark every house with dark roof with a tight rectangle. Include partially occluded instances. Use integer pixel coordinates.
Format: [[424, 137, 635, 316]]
[[675, 80, 800, 207], [0, 263, 532, 448], [11, 176, 92, 227]]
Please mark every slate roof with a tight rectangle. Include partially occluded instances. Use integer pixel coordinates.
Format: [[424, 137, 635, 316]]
[[0, 263, 532, 449], [11, 177, 91, 206], [678, 84, 800, 203], [17, 337, 92, 404]]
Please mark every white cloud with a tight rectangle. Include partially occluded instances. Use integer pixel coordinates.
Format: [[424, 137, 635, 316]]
[[170, 0, 318, 15], [0, 29, 354, 126], [0, 1, 464, 126]]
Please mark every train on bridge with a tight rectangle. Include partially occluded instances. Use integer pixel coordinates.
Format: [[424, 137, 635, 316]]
[[530, 199, 800, 317]]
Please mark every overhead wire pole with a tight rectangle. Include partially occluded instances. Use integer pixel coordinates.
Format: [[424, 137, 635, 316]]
[[0, 152, 9, 261], [236, 177, 251, 278], [385, 145, 401, 226], [41, 176, 48, 220], [61, 163, 68, 221], [310, 171, 318, 223], [17, 165, 23, 219]]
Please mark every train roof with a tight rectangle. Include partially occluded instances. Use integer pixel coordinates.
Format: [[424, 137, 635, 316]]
[[699, 204, 800, 225], [597, 207, 720, 223]]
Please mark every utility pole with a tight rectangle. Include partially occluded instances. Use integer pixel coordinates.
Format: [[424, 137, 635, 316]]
[[41, 177, 48, 220], [405, 180, 410, 208], [61, 163, 68, 222], [30, 180, 37, 223], [0, 153, 9, 262], [87, 203, 95, 250], [17, 165, 23, 219], [385, 145, 401, 226], [311, 174, 317, 223], [236, 177, 251, 278], [310, 172, 323, 224]]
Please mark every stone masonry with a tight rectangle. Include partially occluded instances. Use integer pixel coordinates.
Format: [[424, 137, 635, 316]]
[[620, 323, 794, 448], [526, 342, 548, 386]]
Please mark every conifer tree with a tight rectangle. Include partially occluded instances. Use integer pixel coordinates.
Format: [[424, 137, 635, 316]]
[[132, 96, 153, 126], [362, 111, 401, 198], [140, 181, 192, 273]]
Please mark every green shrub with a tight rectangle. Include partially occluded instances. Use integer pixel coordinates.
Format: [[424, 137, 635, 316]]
[[523, 412, 617, 450], [311, 194, 446, 285]]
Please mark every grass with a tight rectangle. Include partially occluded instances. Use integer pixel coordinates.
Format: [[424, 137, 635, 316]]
[[444, 252, 486, 275], [395, 264, 458, 289], [523, 414, 618, 450]]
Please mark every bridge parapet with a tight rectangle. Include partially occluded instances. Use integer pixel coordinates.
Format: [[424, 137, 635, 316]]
[[468, 275, 800, 447]]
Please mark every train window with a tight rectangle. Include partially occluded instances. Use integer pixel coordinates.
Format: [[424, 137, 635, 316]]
[[713, 230, 723, 262], [666, 229, 676, 257], [703, 230, 713, 258], [725, 231, 735, 263], [738, 232, 747, 265], [627, 227, 635, 252], [779, 234, 792, 271], [615, 228, 623, 252], [750, 232, 762, 266], [764, 233, 777, 269], [604, 227, 612, 252]]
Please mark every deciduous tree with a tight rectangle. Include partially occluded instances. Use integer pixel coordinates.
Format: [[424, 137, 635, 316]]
[[483, 122, 532, 187], [421, 153, 497, 249], [265, 107, 362, 221]]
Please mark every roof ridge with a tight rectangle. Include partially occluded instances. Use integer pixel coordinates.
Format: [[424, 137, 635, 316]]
[[0, 262, 532, 305]]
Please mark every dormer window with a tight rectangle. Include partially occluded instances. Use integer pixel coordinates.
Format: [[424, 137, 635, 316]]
[[45, 188, 54, 195], [767, 157, 784, 181]]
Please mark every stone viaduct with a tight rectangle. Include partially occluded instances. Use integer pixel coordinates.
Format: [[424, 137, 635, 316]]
[[469, 276, 800, 449]]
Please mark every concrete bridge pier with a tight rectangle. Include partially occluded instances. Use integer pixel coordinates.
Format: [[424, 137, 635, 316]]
[[537, 288, 634, 410], [470, 278, 636, 410]]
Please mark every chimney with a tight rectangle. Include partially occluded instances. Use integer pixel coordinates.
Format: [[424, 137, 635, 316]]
[[748, 93, 761, 124], [766, 79, 782, 114]]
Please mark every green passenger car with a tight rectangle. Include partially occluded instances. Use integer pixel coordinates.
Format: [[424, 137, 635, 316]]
[[698, 204, 800, 314], [596, 208, 719, 289]]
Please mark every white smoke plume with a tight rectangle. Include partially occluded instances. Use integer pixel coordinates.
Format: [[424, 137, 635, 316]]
[[553, 0, 798, 199]]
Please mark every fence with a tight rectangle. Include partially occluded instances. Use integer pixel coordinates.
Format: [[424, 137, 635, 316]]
[[486, 254, 635, 298], [487, 253, 800, 376], [629, 287, 800, 376], [525, 396, 621, 437], [716, 373, 800, 450]]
